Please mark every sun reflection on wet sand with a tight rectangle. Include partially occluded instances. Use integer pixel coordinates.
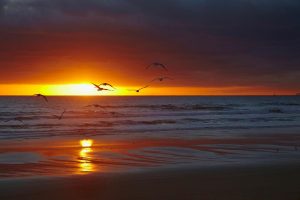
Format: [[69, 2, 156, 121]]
[[78, 140, 94, 173]]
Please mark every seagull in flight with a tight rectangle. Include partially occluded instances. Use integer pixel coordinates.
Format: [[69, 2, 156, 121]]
[[146, 62, 168, 71], [128, 85, 149, 93], [149, 76, 173, 83], [34, 93, 48, 102], [85, 104, 107, 110], [4, 117, 25, 123], [92, 83, 113, 92], [99, 83, 116, 89], [53, 109, 66, 120]]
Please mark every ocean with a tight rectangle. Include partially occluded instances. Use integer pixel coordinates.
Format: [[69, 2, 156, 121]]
[[0, 96, 300, 177]]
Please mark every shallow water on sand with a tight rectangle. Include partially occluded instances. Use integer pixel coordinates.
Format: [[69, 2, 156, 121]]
[[0, 96, 300, 177]]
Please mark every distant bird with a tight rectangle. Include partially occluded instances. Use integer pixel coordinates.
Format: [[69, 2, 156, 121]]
[[4, 117, 25, 123], [149, 76, 173, 83], [53, 109, 66, 120], [92, 83, 113, 92], [128, 85, 149, 93], [99, 83, 116, 90], [146, 62, 168, 71], [85, 104, 106, 110], [34, 93, 48, 102]]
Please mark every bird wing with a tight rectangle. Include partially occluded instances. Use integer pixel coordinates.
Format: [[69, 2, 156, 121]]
[[100, 87, 112, 91], [60, 110, 66, 118], [107, 84, 116, 89], [101, 83, 115, 89], [146, 63, 156, 69], [52, 115, 59, 119], [149, 78, 159, 83], [92, 83, 101, 90], [16, 118, 24, 123], [42, 95, 48, 102], [139, 85, 149, 90], [159, 64, 168, 71]]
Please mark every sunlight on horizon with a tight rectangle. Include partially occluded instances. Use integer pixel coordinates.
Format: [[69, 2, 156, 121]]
[[0, 83, 295, 96]]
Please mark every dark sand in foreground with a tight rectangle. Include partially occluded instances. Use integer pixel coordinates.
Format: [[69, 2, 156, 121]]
[[1, 164, 300, 200]]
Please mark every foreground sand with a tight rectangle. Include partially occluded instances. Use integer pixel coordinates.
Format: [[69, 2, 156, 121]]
[[1, 164, 300, 200]]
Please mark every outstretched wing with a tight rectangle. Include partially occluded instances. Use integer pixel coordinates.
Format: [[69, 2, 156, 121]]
[[101, 83, 116, 89], [145, 63, 153, 70], [139, 85, 149, 91], [149, 77, 160, 83], [159, 63, 168, 71], [92, 83, 101, 90], [16, 118, 24, 123], [60, 109, 66, 119], [101, 87, 113, 91], [42, 95, 48, 102]]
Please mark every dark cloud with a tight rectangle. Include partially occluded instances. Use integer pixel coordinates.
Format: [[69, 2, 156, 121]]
[[0, 0, 300, 90]]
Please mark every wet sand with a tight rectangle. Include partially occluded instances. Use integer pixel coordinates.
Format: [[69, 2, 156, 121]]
[[1, 164, 300, 200]]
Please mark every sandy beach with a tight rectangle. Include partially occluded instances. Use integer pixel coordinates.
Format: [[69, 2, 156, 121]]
[[1, 164, 300, 200]]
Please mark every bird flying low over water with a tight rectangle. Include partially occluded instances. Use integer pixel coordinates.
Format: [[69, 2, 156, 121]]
[[146, 62, 168, 71], [92, 83, 113, 91], [85, 104, 106, 110], [53, 109, 66, 120], [99, 83, 116, 89], [34, 93, 48, 102], [4, 117, 25, 123], [149, 76, 173, 83], [128, 85, 149, 93]]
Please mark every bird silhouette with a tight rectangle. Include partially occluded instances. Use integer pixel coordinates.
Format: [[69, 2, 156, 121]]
[[85, 104, 106, 111], [53, 109, 66, 120], [99, 83, 116, 89], [149, 76, 173, 83], [128, 85, 149, 93], [146, 62, 168, 71], [34, 93, 48, 102], [92, 83, 113, 91], [4, 117, 25, 123]]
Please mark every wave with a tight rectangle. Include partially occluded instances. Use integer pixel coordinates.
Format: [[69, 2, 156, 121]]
[[268, 108, 284, 113], [259, 102, 300, 106], [88, 104, 233, 111]]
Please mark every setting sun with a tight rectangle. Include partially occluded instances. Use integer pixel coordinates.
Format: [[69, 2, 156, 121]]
[[80, 139, 94, 148]]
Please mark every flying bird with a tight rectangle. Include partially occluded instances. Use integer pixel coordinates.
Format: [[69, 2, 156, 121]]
[[92, 83, 113, 91], [53, 109, 66, 120], [128, 85, 149, 93], [146, 62, 168, 71], [85, 104, 106, 110], [149, 76, 173, 83], [34, 93, 48, 102], [99, 83, 116, 89], [4, 117, 25, 123]]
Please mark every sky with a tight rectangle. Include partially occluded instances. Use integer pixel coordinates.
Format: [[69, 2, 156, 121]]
[[0, 0, 300, 95]]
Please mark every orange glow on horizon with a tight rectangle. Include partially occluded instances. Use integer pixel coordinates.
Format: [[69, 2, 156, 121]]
[[0, 83, 296, 96]]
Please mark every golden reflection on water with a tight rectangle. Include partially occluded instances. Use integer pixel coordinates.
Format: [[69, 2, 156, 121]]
[[79, 147, 94, 173]]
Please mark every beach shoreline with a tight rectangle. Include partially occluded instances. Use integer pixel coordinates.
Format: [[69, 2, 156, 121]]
[[1, 163, 300, 200]]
